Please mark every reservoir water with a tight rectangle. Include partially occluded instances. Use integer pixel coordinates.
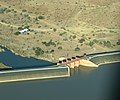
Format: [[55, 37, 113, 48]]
[[0, 46, 54, 69], [0, 62, 119, 100], [0, 46, 120, 100]]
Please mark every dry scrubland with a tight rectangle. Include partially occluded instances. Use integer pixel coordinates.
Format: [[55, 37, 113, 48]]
[[0, 0, 120, 62]]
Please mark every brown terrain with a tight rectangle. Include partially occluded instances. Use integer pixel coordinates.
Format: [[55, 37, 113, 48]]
[[0, 0, 120, 62]]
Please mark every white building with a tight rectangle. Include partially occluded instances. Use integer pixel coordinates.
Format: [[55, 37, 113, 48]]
[[19, 28, 29, 34]]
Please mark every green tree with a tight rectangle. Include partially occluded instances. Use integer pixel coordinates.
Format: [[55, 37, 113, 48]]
[[73, 35, 76, 39], [75, 46, 80, 51], [79, 38, 85, 43], [38, 16, 45, 19], [59, 32, 66, 36], [89, 41, 94, 47], [14, 31, 21, 35], [58, 46, 62, 50], [18, 27, 23, 30], [0, 7, 7, 13], [53, 28, 57, 32], [117, 39, 120, 45], [103, 41, 111, 47], [106, 41, 111, 47], [22, 9, 27, 12], [34, 47, 44, 56], [50, 49, 54, 53], [42, 40, 56, 47]]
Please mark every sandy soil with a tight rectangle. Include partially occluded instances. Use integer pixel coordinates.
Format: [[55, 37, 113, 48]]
[[0, 0, 120, 62]]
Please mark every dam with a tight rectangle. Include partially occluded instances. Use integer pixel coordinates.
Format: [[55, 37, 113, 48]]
[[0, 65, 70, 83], [88, 51, 120, 65], [57, 51, 120, 68], [0, 46, 120, 83]]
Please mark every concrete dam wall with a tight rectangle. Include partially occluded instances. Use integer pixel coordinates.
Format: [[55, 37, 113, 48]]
[[89, 52, 120, 65], [0, 65, 70, 83]]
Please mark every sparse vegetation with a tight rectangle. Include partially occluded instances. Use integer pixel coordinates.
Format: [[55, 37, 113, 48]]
[[59, 32, 66, 36], [0, 7, 7, 13], [93, 39, 98, 44], [116, 39, 120, 45], [38, 16, 45, 19], [42, 40, 56, 47], [58, 46, 63, 50], [33, 47, 44, 56], [14, 31, 21, 35], [103, 41, 111, 47], [72, 35, 76, 39], [0, 0, 119, 62], [50, 49, 54, 53], [53, 28, 57, 32], [89, 41, 94, 47], [22, 9, 27, 12], [79, 38, 85, 43], [75, 46, 80, 51]]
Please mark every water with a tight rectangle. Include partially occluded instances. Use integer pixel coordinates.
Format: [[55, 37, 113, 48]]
[[0, 46, 120, 100], [0, 46, 54, 69], [0, 62, 119, 100]]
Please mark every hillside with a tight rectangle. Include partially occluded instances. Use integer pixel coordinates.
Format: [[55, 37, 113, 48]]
[[0, 0, 120, 62]]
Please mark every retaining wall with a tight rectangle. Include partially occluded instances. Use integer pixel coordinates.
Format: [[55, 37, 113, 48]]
[[0, 65, 70, 83], [89, 54, 120, 65]]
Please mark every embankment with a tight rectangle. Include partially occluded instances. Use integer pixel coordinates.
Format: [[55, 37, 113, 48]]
[[0, 65, 70, 83], [89, 51, 120, 65]]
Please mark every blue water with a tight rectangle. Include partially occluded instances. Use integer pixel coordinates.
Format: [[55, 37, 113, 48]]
[[0, 46, 120, 100], [0, 62, 119, 100], [0, 46, 54, 69]]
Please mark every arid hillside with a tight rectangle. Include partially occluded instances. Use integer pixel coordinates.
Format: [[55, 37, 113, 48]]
[[0, 0, 120, 62]]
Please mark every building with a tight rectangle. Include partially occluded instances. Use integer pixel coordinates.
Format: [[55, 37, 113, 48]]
[[19, 28, 29, 34]]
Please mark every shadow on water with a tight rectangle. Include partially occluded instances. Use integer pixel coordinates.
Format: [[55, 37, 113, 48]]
[[0, 46, 54, 69]]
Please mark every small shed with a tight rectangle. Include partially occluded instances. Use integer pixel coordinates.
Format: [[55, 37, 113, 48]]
[[19, 28, 29, 34]]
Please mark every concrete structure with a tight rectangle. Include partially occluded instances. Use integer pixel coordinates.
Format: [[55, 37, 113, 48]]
[[0, 65, 70, 83], [57, 56, 98, 68], [19, 28, 29, 34]]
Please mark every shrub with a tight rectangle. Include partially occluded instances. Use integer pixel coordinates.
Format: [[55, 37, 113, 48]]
[[75, 47, 80, 51], [58, 46, 62, 50], [79, 38, 85, 43], [53, 28, 57, 32], [103, 41, 111, 47], [42, 40, 56, 47], [106, 41, 111, 47], [59, 32, 66, 36], [89, 41, 94, 47], [73, 35, 76, 39], [63, 38, 68, 41], [22, 9, 27, 12], [24, 25, 30, 29], [50, 49, 54, 53], [33, 47, 44, 56], [5, 9, 11, 13], [116, 39, 120, 45], [93, 39, 98, 43], [38, 16, 45, 19], [0, 7, 7, 13], [14, 31, 21, 35], [18, 27, 23, 30]]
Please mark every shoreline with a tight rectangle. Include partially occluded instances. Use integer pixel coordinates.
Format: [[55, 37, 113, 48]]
[[1, 44, 120, 63], [0, 45, 120, 83]]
